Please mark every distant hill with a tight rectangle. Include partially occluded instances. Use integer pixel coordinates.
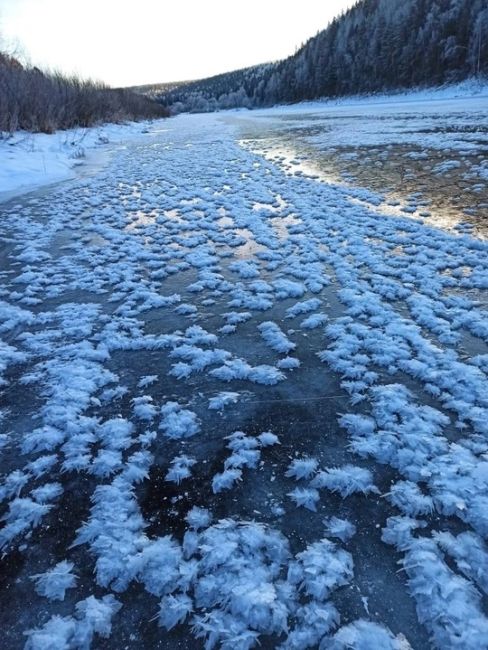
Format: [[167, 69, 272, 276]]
[[158, 64, 278, 113], [154, 0, 488, 113], [131, 80, 191, 98]]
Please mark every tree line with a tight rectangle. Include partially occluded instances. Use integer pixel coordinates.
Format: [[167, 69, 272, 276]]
[[0, 52, 168, 134], [155, 0, 488, 113]]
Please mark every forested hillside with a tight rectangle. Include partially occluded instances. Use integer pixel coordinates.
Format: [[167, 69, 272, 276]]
[[149, 64, 276, 113], [157, 0, 488, 113]]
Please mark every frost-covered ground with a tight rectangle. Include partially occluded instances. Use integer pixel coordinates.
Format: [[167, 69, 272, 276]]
[[0, 91, 488, 649]]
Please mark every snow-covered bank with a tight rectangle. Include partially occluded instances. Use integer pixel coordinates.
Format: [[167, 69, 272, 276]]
[[0, 118, 169, 200], [258, 78, 488, 114]]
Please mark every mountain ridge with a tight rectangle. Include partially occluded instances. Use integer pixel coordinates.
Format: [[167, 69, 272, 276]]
[[151, 0, 488, 113]]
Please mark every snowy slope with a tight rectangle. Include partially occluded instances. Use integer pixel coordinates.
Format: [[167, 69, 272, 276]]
[[266, 78, 488, 113]]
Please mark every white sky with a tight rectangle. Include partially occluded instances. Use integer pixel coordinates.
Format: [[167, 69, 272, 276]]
[[0, 0, 356, 87]]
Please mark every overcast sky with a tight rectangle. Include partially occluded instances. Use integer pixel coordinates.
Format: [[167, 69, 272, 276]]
[[0, 0, 356, 87]]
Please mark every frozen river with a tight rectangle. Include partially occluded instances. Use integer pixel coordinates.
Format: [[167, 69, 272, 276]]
[[1, 94, 488, 649]]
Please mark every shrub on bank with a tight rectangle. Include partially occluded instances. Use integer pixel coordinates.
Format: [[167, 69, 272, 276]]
[[0, 53, 168, 134]]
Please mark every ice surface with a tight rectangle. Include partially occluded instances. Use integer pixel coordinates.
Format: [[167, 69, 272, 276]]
[[0, 89, 487, 648]]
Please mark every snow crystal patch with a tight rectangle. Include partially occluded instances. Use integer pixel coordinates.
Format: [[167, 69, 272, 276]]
[[166, 455, 196, 485], [288, 487, 320, 511], [0, 497, 52, 549], [228, 260, 260, 278], [226, 431, 260, 452], [228, 290, 274, 311], [324, 517, 357, 543], [272, 279, 305, 299], [432, 159, 462, 175], [31, 483, 63, 504], [182, 519, 292, 644], [174, 303, 198, 316], [31, 561, 77, 601], [133, 395, 157, 421], [381, 516, 426, 551], [312, 465, 379, 498], [212, 468, 243, 493], [434, 530, 488, 595], [328, 619, 411, 649], [169, 344, 231, 377], [209, 359, 285, 385], [139, 535, 184, 597], [285, 298, 322, 318], [257, 431, 280, 447], [159, 402, 200, 439], [223, 311, 253, 325], [0, 470, 30, 501], [300, 313, 328, 330], [387, 480, 434, 517], [91, 449, 123, 478], [0, 341, 28, 384], [283, 602, 340, 649], [248, 364, 286, 385], [383, 525, 488, 649], [158, 593, 193, 631], [186, 507, 212, 531], [138, 374, 158, 388], [24, 595, 121, 650], [258, 321, 296, 354], [97, 418, 134, 450], [277, 356, 301, 369], [286, 457, 318, 481], [26, 455, 58, 479], [288, 538, 354, 601]]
